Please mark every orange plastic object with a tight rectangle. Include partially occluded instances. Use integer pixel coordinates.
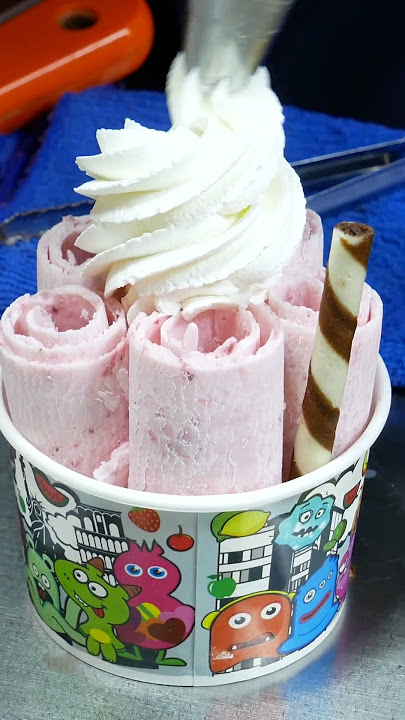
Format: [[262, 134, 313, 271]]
[[0, 0, 154, 133]]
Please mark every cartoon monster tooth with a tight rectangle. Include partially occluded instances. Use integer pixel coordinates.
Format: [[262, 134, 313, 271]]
[[202, 591, 292, 673], [275, 494, 334, 551], [113, 541, 194, 666], [55, 556, 138, 663], [279, 555, 339, 654]]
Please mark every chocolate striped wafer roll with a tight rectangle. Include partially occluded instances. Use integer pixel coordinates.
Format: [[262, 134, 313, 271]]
[[290, 222, 375, 479]]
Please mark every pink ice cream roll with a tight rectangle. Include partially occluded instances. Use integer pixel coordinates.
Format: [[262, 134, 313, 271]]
[[268, 272, 382, 479], [0, 286, 129, 477], [128, 305, 284, 495], [282, 209, 324, 275], [37, 216, 104, 293], [334, 285, 383, 458], [93, 442, 129, 487]]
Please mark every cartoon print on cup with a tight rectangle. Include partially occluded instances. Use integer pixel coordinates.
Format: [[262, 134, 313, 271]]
[[25, 533, 87, 645], [13, 458, 81, 561], [202, 591, 292, 673], [323, 519, 347, 552], [55, 557, 138, 663], [207, 574, 237, 600], [336, 533, 356, 604], [209, 509, 278, 611], [167, 527, 194, 552], [25, 533, 64, 632], [113, 541, 195, 667], [275, 494, 335, 551], [9, 444, 367, 681], [279, 555, 339, 654], [128, 507, 161, 533], [211, 511, 270, 542]]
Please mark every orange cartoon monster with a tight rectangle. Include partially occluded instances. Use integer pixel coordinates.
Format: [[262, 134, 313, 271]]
[[202, 591, 292, 673]]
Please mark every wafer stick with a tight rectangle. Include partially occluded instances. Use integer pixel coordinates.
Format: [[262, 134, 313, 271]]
[[290, 222, 375, 479]]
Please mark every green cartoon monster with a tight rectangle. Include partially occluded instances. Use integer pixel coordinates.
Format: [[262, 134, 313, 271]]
[[55, 557, 137, 663], [25, 534, 85, 645], [25, 534, 62, 630]]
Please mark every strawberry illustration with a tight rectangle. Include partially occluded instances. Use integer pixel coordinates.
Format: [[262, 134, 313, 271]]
[[128, 507, 160, 533]]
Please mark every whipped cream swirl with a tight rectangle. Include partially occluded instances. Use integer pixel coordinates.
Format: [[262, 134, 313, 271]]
[[75, 53, 306, 319]]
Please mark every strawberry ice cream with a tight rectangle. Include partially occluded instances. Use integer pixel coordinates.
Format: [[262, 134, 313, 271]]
[[128, 305, 284, 494], [93, 442, 129, 487], [0, 53, 384, 493], [283, 209, 324, 275], [0, 286, 129, 476], [37, 216, 104, 293]]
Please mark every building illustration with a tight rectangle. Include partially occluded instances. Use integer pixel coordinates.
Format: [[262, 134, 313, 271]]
[[75, 504, 128, 584], [217, 518, 278, 609], [213, 503, 345, 672]]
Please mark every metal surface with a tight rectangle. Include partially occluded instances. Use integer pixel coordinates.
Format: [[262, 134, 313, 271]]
[[305, 157, 405, 215], [294, 137, 405, 189], [1, 391, 404, 719], [184, 0, 294, 89], [293, 137, 405, 214]]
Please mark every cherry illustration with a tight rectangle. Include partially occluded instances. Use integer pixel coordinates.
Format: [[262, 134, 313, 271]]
[[167, 526, 194, 552]]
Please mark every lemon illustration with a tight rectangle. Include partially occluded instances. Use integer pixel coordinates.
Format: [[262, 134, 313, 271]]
[[219, 510, 270, 537]]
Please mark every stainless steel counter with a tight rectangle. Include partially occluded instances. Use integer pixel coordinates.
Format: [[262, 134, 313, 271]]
[[1, 391, 404, 720]]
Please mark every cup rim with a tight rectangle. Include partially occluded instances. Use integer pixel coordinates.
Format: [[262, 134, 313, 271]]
[[0, 358, 391, 512]]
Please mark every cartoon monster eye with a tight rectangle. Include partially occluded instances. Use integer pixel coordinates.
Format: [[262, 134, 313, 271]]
[[299, 510, 313, 523], [147, 566, 168, 579], [41, 574, 51, 589], [339, 561, 347, 574], [228, 612, 251, 629], [124, 563, 143, 577], [315, 508, 325, 519], [328, 571, 333, 580], [304, 589, 316, 604], [88, 582, 108, 598], [32, 564, 39, 577], [318, 579, 326, 589], [261, 602, 281, 620], [73, 568, 88, 583]]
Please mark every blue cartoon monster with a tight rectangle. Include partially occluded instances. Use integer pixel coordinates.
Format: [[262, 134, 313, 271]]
[[279, 555, 339, 654], [275, 494, 334, 551]]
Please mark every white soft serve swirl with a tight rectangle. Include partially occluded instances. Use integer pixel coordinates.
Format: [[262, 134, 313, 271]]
[[74, 53, 306, 319]]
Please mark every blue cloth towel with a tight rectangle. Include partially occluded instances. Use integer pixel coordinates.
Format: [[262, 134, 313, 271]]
[[0, 87, 404, 386]]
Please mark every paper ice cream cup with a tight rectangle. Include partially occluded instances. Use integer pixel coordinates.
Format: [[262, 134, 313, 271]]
[[0, 358, 391, 686]]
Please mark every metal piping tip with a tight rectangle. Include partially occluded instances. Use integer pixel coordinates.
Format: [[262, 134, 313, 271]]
[[184, 0, 295, 91]]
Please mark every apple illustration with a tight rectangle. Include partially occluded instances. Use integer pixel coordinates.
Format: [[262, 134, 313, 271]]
[[167, 526, 194, 552], [207, 575, 237, 599]]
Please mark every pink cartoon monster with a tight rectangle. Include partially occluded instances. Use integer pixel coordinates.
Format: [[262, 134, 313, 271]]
[[113, 540, 195, 666], [336, 534, 356, 603]]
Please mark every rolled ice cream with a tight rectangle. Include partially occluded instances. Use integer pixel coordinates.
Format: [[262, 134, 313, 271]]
[[0, 286, 129, 476], [37, 216, 104, 293], [128, 305, 283, 494]]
